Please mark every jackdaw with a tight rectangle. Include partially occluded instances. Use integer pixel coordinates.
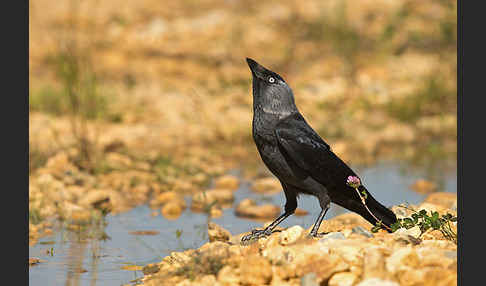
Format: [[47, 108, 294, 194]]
[[242, 58, 397, 241]]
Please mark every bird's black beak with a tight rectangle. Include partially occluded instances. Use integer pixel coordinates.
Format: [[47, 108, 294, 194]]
[[246, 57, 268, 79], [246, 58, 259, 73]]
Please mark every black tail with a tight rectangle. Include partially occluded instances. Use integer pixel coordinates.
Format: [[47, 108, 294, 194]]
[[334, 186, 398, 232], [364, 191, 398, 231]]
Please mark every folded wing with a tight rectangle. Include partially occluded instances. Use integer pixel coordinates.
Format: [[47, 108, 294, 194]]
[[275, 113, 358, 191]]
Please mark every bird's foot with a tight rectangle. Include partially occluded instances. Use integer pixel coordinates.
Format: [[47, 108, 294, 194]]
[[240, 228, 273, 244], [307, 231, 329, 239]]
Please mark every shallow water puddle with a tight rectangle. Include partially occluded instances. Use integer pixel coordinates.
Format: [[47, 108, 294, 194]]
[[29, 161, 457, 286]]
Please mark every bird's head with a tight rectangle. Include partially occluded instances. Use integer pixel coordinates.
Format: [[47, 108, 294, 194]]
[[246, 57, 297, 115]]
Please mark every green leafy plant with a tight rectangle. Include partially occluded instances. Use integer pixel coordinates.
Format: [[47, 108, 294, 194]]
[[371, 204, 457, 244]]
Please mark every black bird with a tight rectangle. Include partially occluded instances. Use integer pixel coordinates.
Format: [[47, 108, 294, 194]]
[[242, 58, 397, 241]]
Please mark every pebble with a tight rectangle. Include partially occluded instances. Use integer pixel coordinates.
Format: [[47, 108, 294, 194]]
[[352, 226, 374, 238], [356, 278, 400, 286], [155, 191, 179, 205], [251, 177, 282, 194], [191, 189, 234, 211], [214, 175, 240, 190], [279, 225, 304, 245], [410, 179, 437, 194], [209, 207, 223, 218], [394, 226, 421, 239], [319, 232, 346, 242], [423, 192, 458, 209], [301, 272, 319, 286], [294, 208, 309, 216], [328, 272, 358, 286], [161, 199, 186, 220], [207, 222, 231, 242], [234, 198, 280, 219]]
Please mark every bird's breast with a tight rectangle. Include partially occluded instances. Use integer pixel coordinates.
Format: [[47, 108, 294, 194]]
[[252, 124, 304, 184]]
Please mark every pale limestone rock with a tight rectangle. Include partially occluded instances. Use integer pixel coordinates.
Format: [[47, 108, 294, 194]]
[[38, 204, 57, 218], [362, 246, 388, 280], [214, 175, 240, 191], [239, 256, 272, 285], [209, 206, 223, 218], [70, 210, 92, 222], [394, 226, 421, 239], [155, 191, 179, 205], [417, 202, 448, 214], [294, 208, 309, 216], [36, 173, 65, 193], [262, 232, 282, 249], [63, 185, 85, 203], [391, 205, 414, 219], [106, 152, 133, 169], [251, 177, 282, 194], [78, 189, 128, 213], [328, 272, 358, 286], [262, 244, 295, 265], [60, 201, 84, 218], [167, 251, 193, 267], [228, 245, 242, 257], [416, 247, 455, 268], [319, 232, 346, 242], [191, 189, 234, 211], [409, 179, 437, 194], [323, 239, 365, 266], [42, 152, 79, 177], [197, 275, 218, 286], [421, 229, 449, 241], [385, 247, 420, 274], [356, 278, 400, 286], [300, 272, 319, 286], [320, 213, 373, 233], [175, 279, 191, 286], [217, 265, 240, 286], [172, 180, 195, 193], [300, 254, 349, 282], [191, 173, 208, 186], [207, 222, 231, 243], [423, 192, 457, 209], [234, 198, 280, 219], [199, 241, 230, 256], [279, 225, 304, 245], [351, 226, 373, 238], [161, 199, 186, 220]]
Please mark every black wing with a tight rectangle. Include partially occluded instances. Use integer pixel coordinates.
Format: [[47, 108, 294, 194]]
[[275, 113, 398, 229], [275, 113, 358, 190]]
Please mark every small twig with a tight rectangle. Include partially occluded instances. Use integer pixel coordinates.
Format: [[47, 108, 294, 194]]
[[352, 187, 392, 231], [346, 176, 392, 232]]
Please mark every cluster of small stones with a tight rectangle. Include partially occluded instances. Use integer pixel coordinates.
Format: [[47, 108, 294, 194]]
[[28, 147, 230, 245], [28, 146, 287, 246], [139, 193, 457, 286]]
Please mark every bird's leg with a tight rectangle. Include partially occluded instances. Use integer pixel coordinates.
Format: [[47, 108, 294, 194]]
[[241, 188, 297, 242], [241, 212, 292, 241], [308, 206, 329, 237], [309, 195, 331, 238]]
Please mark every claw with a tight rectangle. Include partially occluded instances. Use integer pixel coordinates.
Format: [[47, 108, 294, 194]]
[[240, 229, 272, 244], [307, 231, 329, 239]]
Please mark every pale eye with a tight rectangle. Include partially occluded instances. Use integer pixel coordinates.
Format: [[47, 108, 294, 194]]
[[268, 77, 275, 83]]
